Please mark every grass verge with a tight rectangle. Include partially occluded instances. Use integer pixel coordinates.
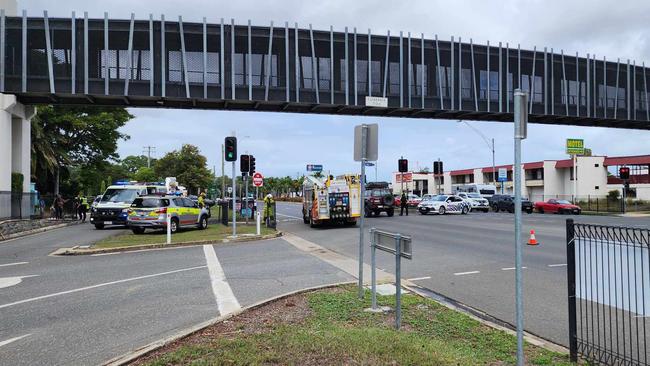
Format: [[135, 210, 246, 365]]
[[93, 224, 275, 249], [134, 285, 572, 366]]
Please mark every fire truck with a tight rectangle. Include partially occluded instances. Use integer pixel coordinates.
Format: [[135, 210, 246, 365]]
[[302, 174, 361, 227]]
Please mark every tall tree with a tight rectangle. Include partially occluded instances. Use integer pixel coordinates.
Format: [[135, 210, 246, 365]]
[[154, 144, 212, 194], [121, 155, 154, 174], [31, 105, 133, 195]]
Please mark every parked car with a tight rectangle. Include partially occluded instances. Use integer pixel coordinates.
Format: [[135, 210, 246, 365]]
[[406, 194, 422, 207], [126, 195, 210, 234], [490, 194, 533, 214], [534, 199, 582, 214], [417, 195, 470, 215], [364, 182, 395, 217], [457, 192, 490, 213]]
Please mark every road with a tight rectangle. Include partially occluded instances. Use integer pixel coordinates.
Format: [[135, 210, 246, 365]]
[[273, 201, 650, 346], [0, 223, 352, 365], [1, 205, 648, 364]]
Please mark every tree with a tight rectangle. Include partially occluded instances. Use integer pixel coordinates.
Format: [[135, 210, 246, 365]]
[[154, 144, 212, 194], [133, 167, 159, 182], [122, 155, 154, 175], [31, 105, 133, 195]]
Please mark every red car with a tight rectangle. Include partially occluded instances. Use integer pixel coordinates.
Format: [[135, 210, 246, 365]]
[[534, 199, 582, 214]]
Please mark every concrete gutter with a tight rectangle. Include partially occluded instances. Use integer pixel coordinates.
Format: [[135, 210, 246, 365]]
[[54, 231, 283, 256], [103, 281, 356, 366]]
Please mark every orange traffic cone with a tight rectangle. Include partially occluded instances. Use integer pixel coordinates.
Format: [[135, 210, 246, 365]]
[[527, 229, 539, 246]]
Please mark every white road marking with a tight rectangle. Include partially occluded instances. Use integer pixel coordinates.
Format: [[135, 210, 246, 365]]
[[0, 266, 206, 310], [90, 252, 122, 257], [548, 263, 567, 267], [0, 262, 28, 267], [501, 267, 527, 271], [454, 271, 480, 276], [0, 275, 39, 289], [407, 276, 431, 281], [0, 334, 30, 348], [276, 213, 303, 220], [202, 245, 241, 316]]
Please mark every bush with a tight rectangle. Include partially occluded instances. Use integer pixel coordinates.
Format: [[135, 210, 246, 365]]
[[607, 190, 620, 201], [11, 173, 24, 193]]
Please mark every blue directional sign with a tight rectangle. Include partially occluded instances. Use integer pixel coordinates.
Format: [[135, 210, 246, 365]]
[[306, 164, 323, 172]]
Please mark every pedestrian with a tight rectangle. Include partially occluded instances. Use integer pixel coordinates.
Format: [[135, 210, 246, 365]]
[[400, 192, 408, 216], [76, 192, 89, 222], [198, 192, 206, 208], [54, 194, 66, 220], [263, 194, 275, 227]]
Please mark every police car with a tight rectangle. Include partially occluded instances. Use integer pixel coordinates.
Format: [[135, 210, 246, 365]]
[[417, 194, 470, 215], [457, 192, 490, 213], [126, 195, 210, 234]]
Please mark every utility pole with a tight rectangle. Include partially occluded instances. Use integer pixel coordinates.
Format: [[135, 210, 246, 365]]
[[143, 146, 156, 168], [457, 120, 496, 186]]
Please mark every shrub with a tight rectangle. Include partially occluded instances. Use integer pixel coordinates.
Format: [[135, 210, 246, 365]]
[[11, 173, 24, 193], [607, 190, 620, 201]]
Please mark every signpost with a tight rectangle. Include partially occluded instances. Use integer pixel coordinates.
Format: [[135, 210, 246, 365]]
[[354, 123, 379, 299], [513, 89, 528, 366], [566, 138, 584, 204], [368, 228, 412, 330], [498, 167, 507, 194], [306, 164, 323, 172]]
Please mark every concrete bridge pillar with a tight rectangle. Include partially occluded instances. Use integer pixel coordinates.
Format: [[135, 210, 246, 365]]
[[0, 93, 36, 219]]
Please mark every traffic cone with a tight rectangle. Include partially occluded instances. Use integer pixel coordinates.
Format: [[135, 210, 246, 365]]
[[527, 229, 539, 246]]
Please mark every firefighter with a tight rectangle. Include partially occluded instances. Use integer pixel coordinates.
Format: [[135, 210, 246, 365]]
[[198, 192, 206, 208], [400, 192, 408, 216], [263, 194, 275, 226]]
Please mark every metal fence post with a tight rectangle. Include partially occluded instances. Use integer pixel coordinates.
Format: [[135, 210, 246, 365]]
[[370, 228, 377, 310], [395, 233, 402, 330], [566, 218, 578, 362]]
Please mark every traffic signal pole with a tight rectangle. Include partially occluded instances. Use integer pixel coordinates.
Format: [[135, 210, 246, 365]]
[[232, 161, 236, 237]]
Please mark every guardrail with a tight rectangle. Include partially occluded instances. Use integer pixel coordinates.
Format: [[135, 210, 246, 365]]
[[566, 219, 649, 365]]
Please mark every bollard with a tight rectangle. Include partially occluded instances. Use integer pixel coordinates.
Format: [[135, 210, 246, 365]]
[[395, 233, 402, 330], [256, 211, 261, 235], [166, 212, 171, 244], [370, 228, 377, 310]]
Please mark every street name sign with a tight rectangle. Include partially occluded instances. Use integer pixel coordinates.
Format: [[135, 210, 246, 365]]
[[365, 96, 388, 107], [306, 164, 323, 172]]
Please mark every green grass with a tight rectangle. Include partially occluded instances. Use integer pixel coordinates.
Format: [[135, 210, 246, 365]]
[[143, 286, 572, 366], [93, 223, 275, 248]]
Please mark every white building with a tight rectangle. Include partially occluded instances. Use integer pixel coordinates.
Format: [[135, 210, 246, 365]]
[[392, 154, 650, 201]]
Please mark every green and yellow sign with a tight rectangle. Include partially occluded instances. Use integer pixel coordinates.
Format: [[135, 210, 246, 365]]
[[566, 138, 585, 155]]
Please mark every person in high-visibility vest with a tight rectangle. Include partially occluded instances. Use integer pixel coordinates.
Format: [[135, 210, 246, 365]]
[[76, 192, 89, 222], [198, 192, 206, 208], [263, 194, 275, 225]]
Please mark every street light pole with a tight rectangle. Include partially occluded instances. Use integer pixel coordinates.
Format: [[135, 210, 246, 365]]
[[458, 120, 496, 186]]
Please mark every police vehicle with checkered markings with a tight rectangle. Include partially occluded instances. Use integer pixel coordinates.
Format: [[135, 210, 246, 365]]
[[417, 194, 470, 215]]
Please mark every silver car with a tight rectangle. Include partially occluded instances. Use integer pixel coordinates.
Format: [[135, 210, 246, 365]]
[[127, 195, 210, 234]]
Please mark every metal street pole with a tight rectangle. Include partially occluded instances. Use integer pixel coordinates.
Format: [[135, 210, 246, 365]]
[[492, 138, 496, 185], [437, 157, 442, 194], [513, 89, 527, 366], [358, 124, 368, 298], [221, 143, 225, 199], [232, 161, 236, 237], [573, 154, 578, 204], [458, 120, 496, 187], [245, 174, 249, 225]]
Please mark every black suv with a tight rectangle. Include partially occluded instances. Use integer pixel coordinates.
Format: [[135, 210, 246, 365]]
[[364, 182, 395, 217], [489, 194, 533, 214]]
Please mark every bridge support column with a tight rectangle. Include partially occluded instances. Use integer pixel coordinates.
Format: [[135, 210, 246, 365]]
[[0, 93, 36, 219]]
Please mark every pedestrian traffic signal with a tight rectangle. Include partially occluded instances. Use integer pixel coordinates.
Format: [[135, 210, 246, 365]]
[[433, 161, 444, 175], [225, 137, 237, 162], [398, 158, 408, 173], [619, 166, 630, 180], [240, 154, 250, 174], [249, 155, 256, 175]]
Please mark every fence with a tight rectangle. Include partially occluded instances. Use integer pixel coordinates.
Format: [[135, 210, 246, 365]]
[[531, 194, 650, 214], [567, 219, 649, 365]]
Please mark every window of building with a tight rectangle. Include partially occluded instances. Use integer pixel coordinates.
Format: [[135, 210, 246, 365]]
[[461, 68, 472, 100]]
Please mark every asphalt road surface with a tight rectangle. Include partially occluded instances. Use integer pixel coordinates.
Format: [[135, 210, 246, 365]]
[[273, 201, 650, 347]]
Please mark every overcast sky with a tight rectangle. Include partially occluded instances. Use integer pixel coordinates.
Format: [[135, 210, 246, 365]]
[[20, 0, 650, 179]]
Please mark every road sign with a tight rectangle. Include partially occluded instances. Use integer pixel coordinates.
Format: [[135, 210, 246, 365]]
[[365, 96, 388, 107], [227, 187, 233, 193], [252, 172, 264, 187], [354, 123, 379, 161], [306, 164, 323, 172], [498, 168, 508, 182], [566, 138, 585, 155], [395, 172, 413, 183]]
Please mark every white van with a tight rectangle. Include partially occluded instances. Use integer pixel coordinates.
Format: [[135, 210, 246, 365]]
[[454, 184, 497, 198], [89, 183, 166, 229]]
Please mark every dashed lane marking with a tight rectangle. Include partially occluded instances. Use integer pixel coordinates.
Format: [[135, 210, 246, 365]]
[[407, 276, 431, 281], [454, 271, 480, 276], [0, 334, 30, 348], [548, 263, 567, 267], [0, 262, 28, 267], [501, 267, 527, 271]]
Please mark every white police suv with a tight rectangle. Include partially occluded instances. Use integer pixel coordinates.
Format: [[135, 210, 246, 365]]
[[457, 192, 490, 213], [417, 194, 470, 215]]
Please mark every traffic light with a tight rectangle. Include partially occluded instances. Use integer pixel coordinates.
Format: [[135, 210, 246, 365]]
[[224, 137, 237, 162], [398, 158, 408, 173], [249, 155, 256, 175], [240, 154, 250, 174], [433, 161, 444, 175], [619, 166, 630, 180]]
